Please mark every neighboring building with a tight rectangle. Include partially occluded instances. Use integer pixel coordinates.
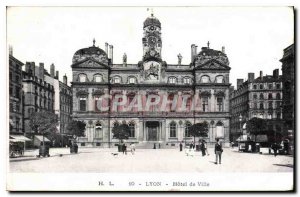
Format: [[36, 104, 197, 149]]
[[44, 64, 72, 135], [71, 14, 231, 148], [9, 48, 24, 134], [280, 44, 295, 137], [22, 62, 55, 133], [230, 69, 284, 141]]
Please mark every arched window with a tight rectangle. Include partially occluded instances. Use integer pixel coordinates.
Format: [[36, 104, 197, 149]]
[[185, 122, 192, 137], [79, 74, 87, 82], [260, 84, 264, 89], [217, 97, 223, 112], [268, 113, 272, 119], [128, 77, 136, 84], [183, 77, 191, 84], [94, 74, 103, 82], [260, 102, 264, 109], [253, 94, 257, 100], [253, 85, 257, 90], [253, 102, 257, 109], [201, 75, 210, 83], [276, 83, 281, 89], [129, 122, 135, 137], [276, 93, 281, 100], [268, 101, 273, 109], [216, 121, 224, 138], [168, 77, 177, 84], [114, 76, 121, 84], [215, 75, 224, 83], [170, 122, 177, 138], [95, 122, 102, 138], [202, 97, 208, 112], [268, 83, 273, 89], [259, 93, 264, 100], [268, 93, 273, 99]]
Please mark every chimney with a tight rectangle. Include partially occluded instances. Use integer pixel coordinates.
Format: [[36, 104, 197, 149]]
[[56, 71, 59, 80], [50, 63, 55, 77], [35, 65, 40, 79], [25, 62, 31, 73], [229, 85, 234, 93], [63, 74, 67, 85], [105, 42, 109, 55], [222, 46, 225, 53], [260, 71, 263, 80], [248, 73, 255, 83], [273, 69, 279, 79], [191, 44, 198, 62], [109, 45, 113, 64], [237, 79, 244, 89], [31, 62, 35, 77], [9, 45, 13, 56], [39, 63, 44, 81]]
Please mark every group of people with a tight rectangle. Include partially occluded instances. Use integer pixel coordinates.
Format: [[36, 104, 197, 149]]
[[121, 143, 135, 155], [180, 139, 223, 164]]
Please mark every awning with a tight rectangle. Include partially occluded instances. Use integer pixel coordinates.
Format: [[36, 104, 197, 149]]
[[10, 135, 32, 142], [253, 135, 268, 142], [236, 135, 248, 142], [34, 135, 50, 142]]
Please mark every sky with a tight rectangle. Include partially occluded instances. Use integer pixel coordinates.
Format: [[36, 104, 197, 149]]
[[7, 7, 294, 87]]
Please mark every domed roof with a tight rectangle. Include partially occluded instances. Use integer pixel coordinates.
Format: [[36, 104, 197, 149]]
[[194, 46, 230, 66], [72, 41, 108, 64], [143, 14, 161, 28]]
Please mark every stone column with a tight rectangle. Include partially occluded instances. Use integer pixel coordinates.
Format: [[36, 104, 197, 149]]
[[88, 92, 93, 112], [143, 121, 147, 141], [161, 120, 166, 141]]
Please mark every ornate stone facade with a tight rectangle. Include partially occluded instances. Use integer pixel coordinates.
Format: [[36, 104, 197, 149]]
[[71, 14, 231, 148]]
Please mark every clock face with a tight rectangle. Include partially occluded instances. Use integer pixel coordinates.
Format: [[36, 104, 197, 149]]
[[149, 26, 155, 31], [148, 36, 156, 47]]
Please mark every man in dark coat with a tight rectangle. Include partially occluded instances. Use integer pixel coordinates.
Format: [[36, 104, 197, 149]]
[[179, 142, 183, 151], [214, 139, 223, 164], [201, 140, 206, 156]]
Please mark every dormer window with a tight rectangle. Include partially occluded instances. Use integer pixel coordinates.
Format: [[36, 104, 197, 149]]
[[79, 74, 87, 82], [94, 74, 103, 82], [129, 77, 136, 84], [201, 75, 210, 83], [114, 77, 121, 84], [215, 75, 224, 83], [183, 77, 191, 84], [169, 77, 177, 84]]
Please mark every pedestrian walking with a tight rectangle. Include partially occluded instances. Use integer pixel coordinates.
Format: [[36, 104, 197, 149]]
[[204, 140, 209, 156], [122, 143, 127, 155], [130, 143, 135, 155], [214, 139, 223, 164], [271, 142, 279, 157], [179, 142, 183, 152], [283, 139, 289, 155], [201, 140, 206, 156]]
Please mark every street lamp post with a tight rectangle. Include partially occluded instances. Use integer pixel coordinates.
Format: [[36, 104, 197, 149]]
[[239, 114, 243, 137]]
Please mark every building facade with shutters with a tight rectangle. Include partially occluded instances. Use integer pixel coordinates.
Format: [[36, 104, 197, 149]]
[[9, 49, 24, 134], [230, 69, 284, 141], [71, 14, 231, 148]]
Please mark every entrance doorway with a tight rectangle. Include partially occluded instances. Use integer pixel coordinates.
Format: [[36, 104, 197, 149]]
[[146, 121, 159, 141]]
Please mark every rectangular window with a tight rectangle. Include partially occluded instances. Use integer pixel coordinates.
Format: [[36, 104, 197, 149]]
[[202, 97, 208, 112], [183, 78, 190, 84], [79, 97, 87, 111], [95, 97, 101, 112], [217, 97, 223, 112], [114, 78, 120, 84], [129, 77, 135, 84]]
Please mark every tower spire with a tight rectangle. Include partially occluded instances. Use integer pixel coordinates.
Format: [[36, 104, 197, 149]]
[[207, 41, 210, 48], [93, 38, 96, 46]]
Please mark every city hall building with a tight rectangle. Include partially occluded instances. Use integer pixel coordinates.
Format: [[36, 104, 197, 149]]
[[71, 14, 231, 148]]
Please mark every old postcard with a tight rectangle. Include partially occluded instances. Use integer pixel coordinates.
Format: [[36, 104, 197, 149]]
[[6, 6, 294, 191]]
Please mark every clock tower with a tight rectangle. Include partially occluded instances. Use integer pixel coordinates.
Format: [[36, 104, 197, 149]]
[[142, 13, 162, 61]]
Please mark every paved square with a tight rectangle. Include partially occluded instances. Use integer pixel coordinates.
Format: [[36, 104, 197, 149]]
[[9, 147, 293, 173]]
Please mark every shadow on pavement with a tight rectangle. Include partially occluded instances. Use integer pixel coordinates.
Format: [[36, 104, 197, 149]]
[[273, 164, 293, 168], [10, 157, 40, 163]]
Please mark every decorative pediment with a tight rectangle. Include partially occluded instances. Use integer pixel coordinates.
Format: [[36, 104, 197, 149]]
[[71, 58, 110, 69], [146, 90, 159, 95], [214, 90, 226, 97], [76, 89, 89, 97], [195, 59, 230, 70], [199, 90, 212, 98], [92, 89, 105, 97], [126, 90, 138, 96]]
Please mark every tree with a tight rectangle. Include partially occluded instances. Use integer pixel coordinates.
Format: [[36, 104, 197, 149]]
[[29, 111, 58, 147], [246, 118, 267, 142], [188, 122, 209, 143], [66, 120, 86, 138], [112, 123, 130, 145]]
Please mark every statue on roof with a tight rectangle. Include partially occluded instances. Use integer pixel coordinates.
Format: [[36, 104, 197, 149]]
[[123, 53, 127, 65], [177, 53, 182, 65]]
